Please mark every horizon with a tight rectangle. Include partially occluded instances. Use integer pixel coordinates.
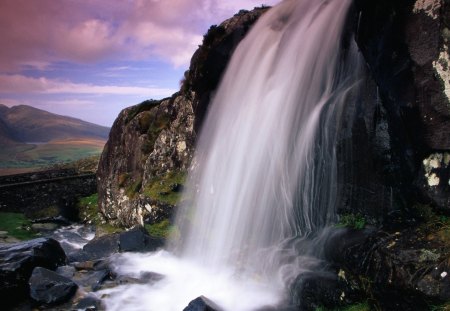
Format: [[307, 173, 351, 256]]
[[0, 0, 279, 127]]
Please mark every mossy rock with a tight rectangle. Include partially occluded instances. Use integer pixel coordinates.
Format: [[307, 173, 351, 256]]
[[143, 171, 187, 206]]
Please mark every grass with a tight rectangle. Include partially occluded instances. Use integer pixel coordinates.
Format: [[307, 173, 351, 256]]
[[336, 214, 366, 230], [143, 171, 187, 205], [0, 212, 38, 240], [0, 138, 105, 175]]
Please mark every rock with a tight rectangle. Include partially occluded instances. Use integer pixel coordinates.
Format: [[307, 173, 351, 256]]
[[29, 267, 78, 305], [100, 271, 164, 290], [0, 231, 8, 238], [290, 272, 359, 311], [97, 8, 270, 228], [0, 238, 66, 306], [31, 222, 60, 232], [73, 269, 112, 291], [76, 295, 104, 311], [183, 296, 223, 311], [82, 234, 120, 260], [56, 265, 76, 279], [119, 226, 164, 252]]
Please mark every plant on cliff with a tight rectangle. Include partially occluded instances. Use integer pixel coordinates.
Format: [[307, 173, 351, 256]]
[[144, 219, 178, 239], [337, 214, 366, 230], [143, 171, 187, 205]]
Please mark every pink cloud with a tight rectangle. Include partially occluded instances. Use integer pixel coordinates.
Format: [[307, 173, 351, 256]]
[[0, 0, 280, 72]]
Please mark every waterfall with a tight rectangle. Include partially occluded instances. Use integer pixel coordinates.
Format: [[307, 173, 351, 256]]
[[174, 0, 360, 280], [101, 0, 363, 309]]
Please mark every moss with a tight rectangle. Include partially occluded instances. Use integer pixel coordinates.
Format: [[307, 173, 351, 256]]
[[337, 214, 366, 230], [431, 302, 450, 311], [77, 193, 124, 236], [0, 212, 38, 240], [143, 171, 187, 205], [77, 193, 101, 224], [118, 173, 130, 187], [126, 99, 161, 123], [145, 219, 175, 238], [125, 178, 143, 199]]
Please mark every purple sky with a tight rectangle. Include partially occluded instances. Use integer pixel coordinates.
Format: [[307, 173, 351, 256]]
[[0, 0, 279, 126]]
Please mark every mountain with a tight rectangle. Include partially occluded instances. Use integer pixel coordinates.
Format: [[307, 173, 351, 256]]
[[0, 104, 109, 143]]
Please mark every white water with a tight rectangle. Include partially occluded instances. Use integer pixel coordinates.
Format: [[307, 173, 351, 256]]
[[100, 0, 362, 309]]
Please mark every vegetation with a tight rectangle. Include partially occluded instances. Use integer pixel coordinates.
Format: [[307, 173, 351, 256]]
[[126, 99, 161, 123], [0, 139, 105, 175], [337, 213, 366, 230], [143, 171, 187, 205], [125, 178, 143, 198], [0, 212, 38, 240], [77, 193, 123, 235], [145, 219, 175, 238]]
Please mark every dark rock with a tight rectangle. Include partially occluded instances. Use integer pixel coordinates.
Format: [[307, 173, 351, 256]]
[[67, 249, 92, 263], [73, 269, 112, 291], [29, 267, 78, 305], [76, 295, 104, 311], [290, 272, 360, 311], [119, 226, 164, 252], [183, 295, 223, 311], [82, 234, 120, 260], [0, 238, 66, 306], [56, 265, 76, 279], [100, 271, 164, 290]]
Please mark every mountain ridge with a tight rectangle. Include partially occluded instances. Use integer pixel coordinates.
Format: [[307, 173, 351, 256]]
[[0, 104, 109, 144]]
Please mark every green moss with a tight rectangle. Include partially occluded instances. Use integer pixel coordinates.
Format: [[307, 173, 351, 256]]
[[337, 214, 366, 230], [431, 302, 450, 311], [126, 99, 161, 123], [118, 173, 130, 187], [96, 223, 124, 236], [0, 212, 38, 240], [145, 219, 172, 238], [143, 171, 187, 205], [77, 193, 101, 224], [125, 178, 143, 199]]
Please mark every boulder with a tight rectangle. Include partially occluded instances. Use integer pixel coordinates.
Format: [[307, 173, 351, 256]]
[[183, 295, 223, 311], [82, 234, 120, 260], [290, 272, 360, 311], [119, 226, 164, 252], [76, 295, 104, 311], [29, 267, 78, 305], [0, 238, 66, 306]]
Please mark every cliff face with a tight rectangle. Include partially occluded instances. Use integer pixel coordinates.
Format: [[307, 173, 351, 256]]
[[97, 8, 269, 227], [96, 1, 450, 308]]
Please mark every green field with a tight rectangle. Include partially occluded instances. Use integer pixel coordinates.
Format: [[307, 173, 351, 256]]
[[0, 138, 106, 175]]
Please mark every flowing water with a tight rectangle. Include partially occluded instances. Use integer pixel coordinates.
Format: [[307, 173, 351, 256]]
[[100, 0, 362, 309]]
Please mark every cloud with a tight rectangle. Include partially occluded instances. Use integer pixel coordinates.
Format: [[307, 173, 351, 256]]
[[0, 0, 280, 72], [0, 74, 176, 97]]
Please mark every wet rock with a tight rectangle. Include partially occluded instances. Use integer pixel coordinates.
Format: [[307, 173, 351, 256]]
[[56, 265, 76, 279], [29, 267, 78, 305], [0, 238, 66, 306], [183, 295, 223, 311], [99, 271, 164, 291], [31, 222, 60, 232], [290, 272, 359, 311], [82, 234, 120, 260], [119, 226, 164, 252], [73, 269, 112, 291], [76, 295, 104, 311]]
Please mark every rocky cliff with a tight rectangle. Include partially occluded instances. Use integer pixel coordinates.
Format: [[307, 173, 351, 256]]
[[97, 7, 269, 227], [97, 1, 450, 309]]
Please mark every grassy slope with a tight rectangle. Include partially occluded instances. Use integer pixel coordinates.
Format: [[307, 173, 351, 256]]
[[0, 138, 105, 175]]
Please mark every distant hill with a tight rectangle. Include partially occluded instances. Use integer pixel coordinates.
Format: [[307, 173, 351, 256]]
[[0, 104, 109, 144]]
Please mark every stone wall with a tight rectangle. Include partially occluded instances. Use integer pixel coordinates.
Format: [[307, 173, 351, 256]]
[[0, 169, 97, 219]]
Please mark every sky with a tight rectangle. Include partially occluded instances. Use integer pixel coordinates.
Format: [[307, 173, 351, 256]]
[[0, 0, 279, 127]]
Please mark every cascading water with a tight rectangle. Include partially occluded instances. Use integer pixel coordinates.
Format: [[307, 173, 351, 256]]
[[100, 0, 362, 310]]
